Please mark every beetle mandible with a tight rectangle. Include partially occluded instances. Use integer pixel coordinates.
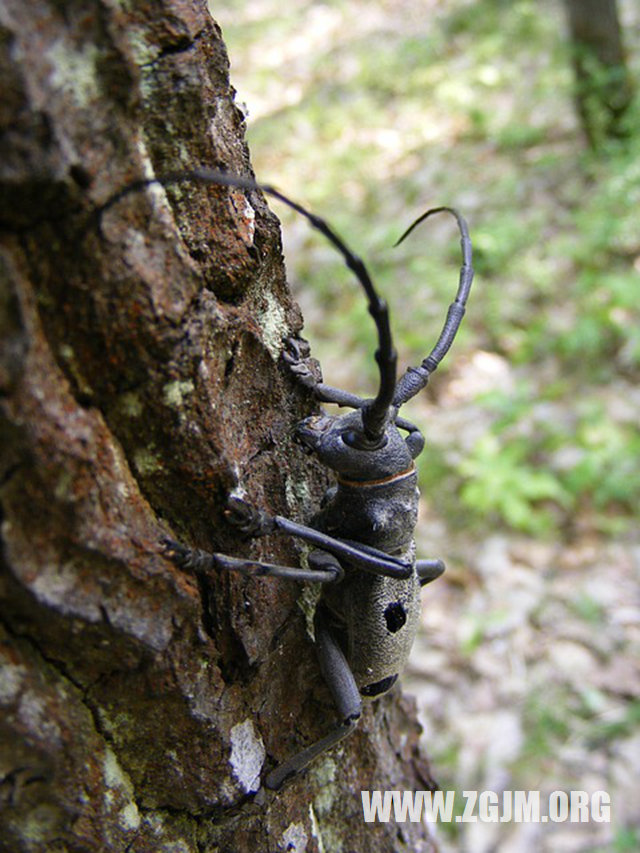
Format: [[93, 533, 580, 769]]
[[108, 169, 474, 789]]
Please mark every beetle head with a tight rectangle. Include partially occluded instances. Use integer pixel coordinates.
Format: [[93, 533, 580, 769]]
[[295, 409, 414, 482]]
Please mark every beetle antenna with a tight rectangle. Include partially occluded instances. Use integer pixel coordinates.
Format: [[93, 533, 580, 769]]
[[96, 168, 396, 446], [392, 206, 474, 408]]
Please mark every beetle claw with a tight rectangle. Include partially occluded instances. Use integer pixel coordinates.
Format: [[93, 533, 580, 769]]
[[283, 335, 322, 388], [161, 537, 193, 568], [225, 495, 275, 536]]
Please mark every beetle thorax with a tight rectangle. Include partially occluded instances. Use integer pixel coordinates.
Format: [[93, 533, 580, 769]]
[[321, 473, 419, 554]]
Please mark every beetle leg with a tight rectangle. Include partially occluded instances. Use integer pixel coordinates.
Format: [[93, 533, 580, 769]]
[[265, 718, 358, 790], [162, 539, 341, 584], [207, 495, 412, 579], [273, 516, 413, 579], [282, 335, 323, 389], [284, 336, 368, 409], [416, 558, 445, 586], [315, 384, 368, 408], [265, 604, 361, 789]]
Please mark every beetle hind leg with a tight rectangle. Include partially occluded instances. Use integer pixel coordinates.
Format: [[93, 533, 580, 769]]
[[265, 717, 358, 791], [265, 604, 362, 790]]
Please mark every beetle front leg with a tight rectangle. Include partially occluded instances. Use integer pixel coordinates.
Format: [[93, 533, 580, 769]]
[[283, 335, 367, 409]]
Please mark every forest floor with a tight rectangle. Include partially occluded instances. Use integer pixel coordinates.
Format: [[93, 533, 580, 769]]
[[215, 2, 639, 850]]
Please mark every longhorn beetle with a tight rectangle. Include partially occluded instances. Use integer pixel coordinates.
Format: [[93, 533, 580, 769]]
[[100, 169, 473, 790]]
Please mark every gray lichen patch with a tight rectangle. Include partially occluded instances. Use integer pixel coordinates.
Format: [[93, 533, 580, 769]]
[[103, 747, 133, 792], [123, 26, 161, 68], [308, 804, 326, 853], [103, 748, 140, 830], [285, 473, 313, 515], [282, 821, 309, 852], [118, 801, 141, 832], [133, 445, 163, 476], [257, 290, 288, 361], [118, 391, 144, 419], [297, 578, 322, 641], [0, 662, 27, 703], [310, 757, 343, 852], [46, 40, 100, 107], [31, 561, 101, 621], [311, 756, 338, 816], [18, 689, 62, 747], [229, 719, 265, 793], [163, 379, 195, 410]]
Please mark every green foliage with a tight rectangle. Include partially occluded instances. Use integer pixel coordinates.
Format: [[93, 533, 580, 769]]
[[457, 434, 570, 535], [563, 409, 640, 509], [611, 827, 640, 853], [584, 698, 640, 747], [519, 689, 573, 768], [569, 593, 605, 625], [446, 390, 640, 534]]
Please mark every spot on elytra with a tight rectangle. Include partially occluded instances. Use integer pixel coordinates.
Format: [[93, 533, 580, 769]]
[[384, 601, 406, 633]]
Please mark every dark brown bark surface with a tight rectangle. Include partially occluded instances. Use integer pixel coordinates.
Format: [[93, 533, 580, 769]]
[[0, 1, 437, 850]]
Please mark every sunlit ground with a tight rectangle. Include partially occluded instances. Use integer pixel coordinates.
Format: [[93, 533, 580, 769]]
[[213, 2, 640, 849]]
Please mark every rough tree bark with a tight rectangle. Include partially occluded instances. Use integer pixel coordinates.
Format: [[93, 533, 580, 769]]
[[0, 1, 439, 851], [563, 0, 634, 148]]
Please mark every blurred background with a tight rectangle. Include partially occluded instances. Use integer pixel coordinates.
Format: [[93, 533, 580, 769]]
[[213, 2, 639, 849]]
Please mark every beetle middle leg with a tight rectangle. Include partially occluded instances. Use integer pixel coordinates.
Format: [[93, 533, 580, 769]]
[[163, 540, 343, 585], [162, 497, 413, 582], [416, 558, 445, 586]]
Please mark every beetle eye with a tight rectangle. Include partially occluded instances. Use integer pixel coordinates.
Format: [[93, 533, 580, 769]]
[[342, 430, 359, 447]]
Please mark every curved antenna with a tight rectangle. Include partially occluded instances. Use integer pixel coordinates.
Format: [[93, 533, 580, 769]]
[[392, 206, 474, 408], [96, 168, 396, 446]]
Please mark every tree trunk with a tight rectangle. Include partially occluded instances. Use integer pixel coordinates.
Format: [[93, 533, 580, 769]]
[[0, 2, 438, 850], [563, 0, 634, 148]]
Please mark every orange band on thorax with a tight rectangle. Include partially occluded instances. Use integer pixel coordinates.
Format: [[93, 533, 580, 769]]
[[336, 463, 416, 489]]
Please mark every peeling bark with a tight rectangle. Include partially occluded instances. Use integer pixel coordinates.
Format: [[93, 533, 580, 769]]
[[0, 2, 438, 850]]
